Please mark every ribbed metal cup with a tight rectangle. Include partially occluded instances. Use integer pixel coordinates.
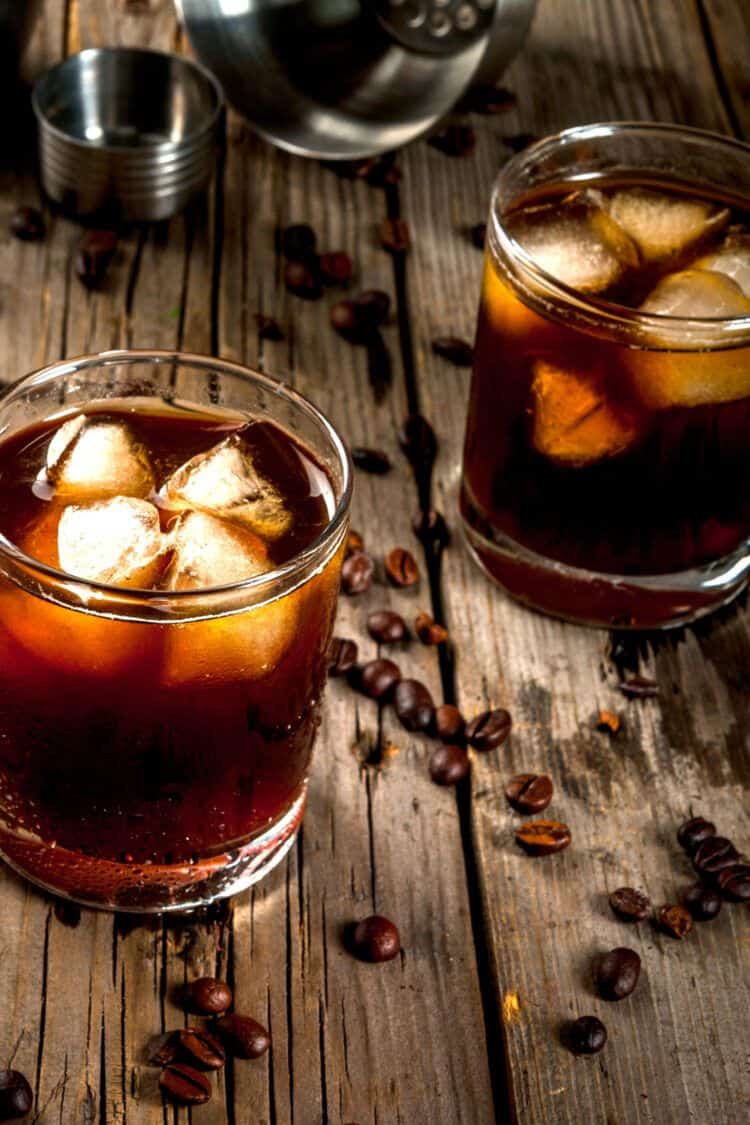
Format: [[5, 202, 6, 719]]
[[33, 47, 224, 221]]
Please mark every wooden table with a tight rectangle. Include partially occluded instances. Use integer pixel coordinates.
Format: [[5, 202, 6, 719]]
[[2, 2, 749, 1122]]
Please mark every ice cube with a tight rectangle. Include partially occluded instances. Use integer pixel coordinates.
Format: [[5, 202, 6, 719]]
[[640, 268, 750, 318], [531, 359, 644, 466], [506, 194, 639, 294], [46, 415, 155, 500], [57, 497, 168, 588], [162, 433, 292, 541], [694, 230, 750, 298], [608, 188, 729, 263], [163, 510, 271, 591]]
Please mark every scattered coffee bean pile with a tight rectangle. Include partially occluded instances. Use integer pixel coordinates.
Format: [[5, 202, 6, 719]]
[[146, 976, 271, 1107]]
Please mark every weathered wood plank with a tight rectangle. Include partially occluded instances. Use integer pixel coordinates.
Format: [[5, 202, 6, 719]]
[[398, 1, 750, 1123]]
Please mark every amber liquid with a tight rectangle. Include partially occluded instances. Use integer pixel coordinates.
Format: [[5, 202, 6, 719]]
[[0, 407, 342, 906], [461, 178, 750, 626]]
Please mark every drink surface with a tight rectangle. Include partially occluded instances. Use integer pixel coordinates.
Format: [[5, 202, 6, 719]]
[[462, 177, 750, 596], [0, 404, 341, 905]]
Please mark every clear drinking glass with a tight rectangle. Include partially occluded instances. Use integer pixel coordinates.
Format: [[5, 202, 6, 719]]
[[0, 350, 351, 911], [460, 122, 750, 628]]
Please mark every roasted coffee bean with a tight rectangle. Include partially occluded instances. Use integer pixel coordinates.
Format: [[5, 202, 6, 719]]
[[327, 153, 401, 187], [501, 132, 538, 152], [279, 223, 316, 260], [412, 508, 451, 550], [185, 976, 233, 1015], [159, 1063, 211, 1106], [393, 679, 435, 732], [469, 222, 486, 250], [431, 337, 474, 367], [456, 84, 516, 115], [657, 904, 693, 939], [429, 743, 470, 786], [319, 251, 353, 285], [592, 947, 641, 1001], [617, 675, 659, 699], [692, 836, 739, 878], [433, 703, 465, 743], [341, 550, 375, 595], [515, 820, 571, 856], [716, 863, 750, 901], [428, 123, 476, 157], [677, 816, 716, 854], [328, 637, 358, 676], [354, 659, 401, 701], [10, 205, 45, 241], [255, 314, 284, 341], [596, 710, 621, 734], [349, 915, 401, 962], [177, 1028, 226, 1071], [385, 547, 420, 588], [53, 899, 81, 927], [284, 259, 322, 299], [351, 447, 392, 474], [565, 1015, 607, 1056], [465, 708, 512, 751], [365, 331, 392, 402], [682, 882, 722, 921], [504, 774, 553, 815], [146, 1031, 179, 1067], [75, 229, 117, 289], [367, 610, 408, 644], [379, 218, 410, 254], [608, 887, 650, 922], [0, 1070, 33, 1118], [331, 299, 363, 342], [414, 611, 448, 645], [346, 528, 364, 555], [399, 414, 438, 474], [355, 289, 390, 325], [216, 1014, 271, 1059]]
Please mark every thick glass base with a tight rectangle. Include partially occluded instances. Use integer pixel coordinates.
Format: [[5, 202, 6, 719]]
[[0, 785, 306, 913], [461, 512, 749, 630]]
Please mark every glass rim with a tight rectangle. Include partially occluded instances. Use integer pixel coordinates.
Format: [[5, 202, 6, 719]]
[[0, 349, 352, 609], [490, 121, 750, 346]]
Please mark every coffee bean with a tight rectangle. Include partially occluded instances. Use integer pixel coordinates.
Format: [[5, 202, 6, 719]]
[[75, 229, 117, 289], [177, 1028, 226, 1071], [431, 337, 474, 367], [716, 863, 750, 902], [414, 612, 448, 645], [682, 882, 722, 921], [365, 331, 392, 402], [146, 1032, 179, 1067], [284, 259, 322, 299], [0, 1071, 33, 1118], [412, 508, 451, 551], [428, 123, 476, 157], [692, 836, 739, 878], [341, 551, 375, 595], [657, 904, 693, 939], [327, 153, 401, 187], [159, 1063, 211, 1106], [279, 223, 316, 260], [355, 289, 390, 326], [677, 816, 716, 854], [501, 132, 539, 153], [351, 447, 392, 474], [349, 915, 400, 962], [353, 659, 401, 701], [429, 743, 470, 786], [254, 314, 284, 341], [393, 679, 435, 732], [53, 899, 81, 927], [565, 1016, 607, 1056], [10, 205, 45, 241], [320, 251, 353, 285], [184, 976, 233, 1016], [456, 84, 516, 115], [592, 947, 641, 1001], [380, 218, 410, 254], [465, 708, 512, 751], [515, 820, 571, 856], [617, 675, 659, 699], [399, 414, 438, 475], [331, 299, 364, 343], [216, 1014, 271, 1059], [346, 528, 364, 555], [469, 222, 486, 250], [504, 774, 553, 815], [596, 710, 620, 734], [385, 547, 419, 588], [367, 610, 408, 644], [433, 703, 465, 743], [328, 637, 358, 676], [608, 887, 650, 922]]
